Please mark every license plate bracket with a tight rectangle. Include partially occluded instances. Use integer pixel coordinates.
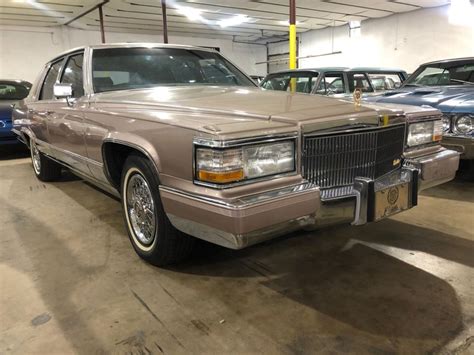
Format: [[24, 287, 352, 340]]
[[372, 182, 410, 221]]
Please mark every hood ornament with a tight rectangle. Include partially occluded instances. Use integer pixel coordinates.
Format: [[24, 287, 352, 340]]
[[353, 88, 362, 107]]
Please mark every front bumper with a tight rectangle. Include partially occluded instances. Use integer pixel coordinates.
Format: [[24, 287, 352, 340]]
[[441, 135, 474, 160], [161, 148, 460, 249]]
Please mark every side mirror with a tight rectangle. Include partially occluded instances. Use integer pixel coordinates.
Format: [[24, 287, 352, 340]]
[[53, 83, 73, 99]]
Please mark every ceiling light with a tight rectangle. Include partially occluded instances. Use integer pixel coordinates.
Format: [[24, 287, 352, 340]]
[[449, 0, 474, 26], [176, 5, 204, 22], [349, 21, 360, 29], [217, 14, 249, 28]]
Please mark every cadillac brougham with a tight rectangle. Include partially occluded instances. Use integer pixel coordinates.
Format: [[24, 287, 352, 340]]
[[12, 44, 460, 266]]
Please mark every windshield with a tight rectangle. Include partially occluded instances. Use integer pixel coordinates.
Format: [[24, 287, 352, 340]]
[[0, 82, 30, 100], [405, 63, 474, 86], [92, 47, 256, 93]]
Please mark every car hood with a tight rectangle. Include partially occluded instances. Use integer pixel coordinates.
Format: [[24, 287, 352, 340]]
[[92, 86, 398, 134], [366, 85, 474, 113]]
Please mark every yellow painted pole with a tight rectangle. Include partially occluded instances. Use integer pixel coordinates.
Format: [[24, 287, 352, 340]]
[[289, 0, 296, 92], [289, 24, 296, 70]]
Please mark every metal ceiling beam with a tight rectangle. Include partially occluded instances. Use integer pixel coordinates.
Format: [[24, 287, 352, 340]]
[[64, 0, 109, 25]]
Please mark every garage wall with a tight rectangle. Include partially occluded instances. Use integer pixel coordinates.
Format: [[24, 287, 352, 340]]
[[269, 5, 473, 74], [0, 25, 267, 83]]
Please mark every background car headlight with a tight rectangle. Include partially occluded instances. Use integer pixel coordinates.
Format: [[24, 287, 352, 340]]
[[453, 115, 473, 134], [196, 140, 295, 185], [407, 120, 443, 147]]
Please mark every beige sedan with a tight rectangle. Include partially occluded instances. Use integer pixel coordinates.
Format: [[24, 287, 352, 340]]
[[12, 44, 460, 266]]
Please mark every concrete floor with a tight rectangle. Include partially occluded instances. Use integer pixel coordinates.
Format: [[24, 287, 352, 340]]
[[1, 151, 473, 355]]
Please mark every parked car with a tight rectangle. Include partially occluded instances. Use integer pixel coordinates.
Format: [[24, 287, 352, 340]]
[[366, 58, 474, 162], [0, 80, 31, 146], [260, 67, 408, 97], [13, 44, 459, 266]]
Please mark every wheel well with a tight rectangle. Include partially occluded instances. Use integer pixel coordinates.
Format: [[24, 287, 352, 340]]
[[102, 142, 147, 189]]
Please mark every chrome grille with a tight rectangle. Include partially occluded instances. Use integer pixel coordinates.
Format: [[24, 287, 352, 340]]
[[302, 125, 405, 194]]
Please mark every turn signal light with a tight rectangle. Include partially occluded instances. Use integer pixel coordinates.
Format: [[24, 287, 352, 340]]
[[198, 169, 244, 183]]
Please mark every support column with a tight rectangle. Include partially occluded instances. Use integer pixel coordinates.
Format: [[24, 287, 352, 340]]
[[161, 0, 168, 44], [289, 0, 297, 70], [289, 0, 297, 92], [98, 4, 105, 44]]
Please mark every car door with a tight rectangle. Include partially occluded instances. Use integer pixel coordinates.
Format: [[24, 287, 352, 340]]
[[47, 51, 91, 175], [26, 58, 65, 150]]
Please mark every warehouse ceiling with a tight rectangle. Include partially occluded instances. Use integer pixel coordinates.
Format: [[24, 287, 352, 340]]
[[0, 0, 451, 42]]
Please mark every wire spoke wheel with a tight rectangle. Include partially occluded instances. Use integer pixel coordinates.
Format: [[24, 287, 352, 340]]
[[31, 141, 41, 175], [126, 173, 157, 246]]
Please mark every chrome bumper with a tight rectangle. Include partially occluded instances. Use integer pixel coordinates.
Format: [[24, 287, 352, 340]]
[[404, 147, 460, 191], [441, 135, 474, 160], [161, 148, 459, 249]]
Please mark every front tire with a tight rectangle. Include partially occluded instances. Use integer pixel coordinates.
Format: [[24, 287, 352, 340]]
[[30, 139, 62, 182], [121, 154, 195, 266]]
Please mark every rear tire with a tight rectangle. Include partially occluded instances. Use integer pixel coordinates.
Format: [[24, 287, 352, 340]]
[[30, 139, 62, 182], [120, 153, 195, 266]]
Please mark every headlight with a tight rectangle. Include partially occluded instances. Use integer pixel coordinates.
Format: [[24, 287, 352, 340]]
[[196, 140, 295, 185], [453, 115, 473, 134], [407, 120, 443, 147], [442, 115, 451, 132]]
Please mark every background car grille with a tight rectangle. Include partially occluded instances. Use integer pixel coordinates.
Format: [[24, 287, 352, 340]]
[[302, 125, 405, 197]]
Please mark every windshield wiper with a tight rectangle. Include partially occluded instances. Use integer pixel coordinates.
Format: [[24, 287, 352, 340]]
[[403, 83, 421, 87], [450, 78, 474, 85]]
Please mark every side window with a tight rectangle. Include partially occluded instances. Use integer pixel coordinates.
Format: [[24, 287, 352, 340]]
[[61, 53, 84, 98], [368, 73, 402, 91], [40, 60, 63, 100], [287, 76, 316, 93], [261, 76, 290, 91], [348, 73, 373, 93], [315, 74, 346, 95]]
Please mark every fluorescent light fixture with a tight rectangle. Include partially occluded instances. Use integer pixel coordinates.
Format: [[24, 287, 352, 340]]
[[217, 14, 249, 28], [449, 0, 474, 26], [349, 20, 361, 37], [176, 5, 204, 22], [349, 21, 361, 29]]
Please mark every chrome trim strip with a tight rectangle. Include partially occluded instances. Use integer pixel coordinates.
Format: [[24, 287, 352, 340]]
[[34, 138, 104, 168], [303, 121, 405, 138], [101, 138, 161, 187], [160, 182, 319, 210], [193, 132, 298, 148]]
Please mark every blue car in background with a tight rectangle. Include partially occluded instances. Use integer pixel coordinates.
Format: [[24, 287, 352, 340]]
[[0, 80, 32, 146], [366, 58, 474, 163]]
